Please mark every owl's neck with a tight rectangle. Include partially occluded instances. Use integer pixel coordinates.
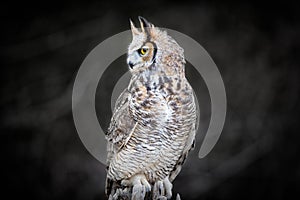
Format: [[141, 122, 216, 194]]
[[129, 66, 186, 93]]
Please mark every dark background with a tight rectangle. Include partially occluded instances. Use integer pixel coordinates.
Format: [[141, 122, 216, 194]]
[[1, 0, 299, 199]]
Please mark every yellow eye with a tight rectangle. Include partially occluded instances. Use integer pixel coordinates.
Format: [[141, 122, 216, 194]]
[[138, 46, 148, 56]]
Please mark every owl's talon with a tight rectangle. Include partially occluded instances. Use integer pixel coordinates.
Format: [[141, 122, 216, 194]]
[[141, 177, 151, 192], [132, 183, 146, 200], [153, 177, 173, 199], [153, 180, 165, 199], [163, 177, 172, 199], [121, 174, 152, 195]]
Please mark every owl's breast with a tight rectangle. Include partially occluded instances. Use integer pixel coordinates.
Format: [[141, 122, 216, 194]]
[[129, 81, 195, 129], [129, 85, 172, 127]]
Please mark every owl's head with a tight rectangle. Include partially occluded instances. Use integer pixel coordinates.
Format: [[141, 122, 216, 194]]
[[127, 17, 185, 75]]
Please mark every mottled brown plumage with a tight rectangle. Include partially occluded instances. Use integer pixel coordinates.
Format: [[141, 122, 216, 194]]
[[105, 17, 197, 200]]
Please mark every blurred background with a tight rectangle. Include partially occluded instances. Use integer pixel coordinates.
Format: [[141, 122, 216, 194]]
[[1, 0, 299, 199]]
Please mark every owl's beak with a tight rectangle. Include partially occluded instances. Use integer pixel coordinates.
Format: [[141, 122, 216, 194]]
[[127, 56, 135, 69], [127, 53, 139, 69], [128, 61, 134, 68]]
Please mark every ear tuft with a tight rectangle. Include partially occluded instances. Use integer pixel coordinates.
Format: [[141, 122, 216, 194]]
[[129, 18, 140, 36], [138, 16, 154, 32]]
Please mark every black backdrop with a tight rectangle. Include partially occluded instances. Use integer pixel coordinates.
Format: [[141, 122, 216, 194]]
[[1, 1, 299, 199]]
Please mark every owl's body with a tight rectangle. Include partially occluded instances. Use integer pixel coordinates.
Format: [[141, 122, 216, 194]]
[[106, 17, 197, 200]]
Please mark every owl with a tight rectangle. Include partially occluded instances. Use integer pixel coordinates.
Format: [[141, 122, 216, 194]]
[[105, 17, 197, 200]]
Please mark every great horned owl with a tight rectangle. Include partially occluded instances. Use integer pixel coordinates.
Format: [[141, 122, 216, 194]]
[[105, 17, 197, 200]]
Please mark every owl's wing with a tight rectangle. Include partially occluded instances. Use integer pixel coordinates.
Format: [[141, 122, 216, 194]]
[[169, 90, 198, 182], [106, 88, 130, 137], [105, 88, 136, 195], [106, 88, 136, 164]]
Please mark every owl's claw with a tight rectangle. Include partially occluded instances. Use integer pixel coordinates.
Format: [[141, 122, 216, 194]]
[[132, 183, 146, 200], [163, 177, 172, 198], [152, 177, 173, 199], [121, 174, 151, 192]]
